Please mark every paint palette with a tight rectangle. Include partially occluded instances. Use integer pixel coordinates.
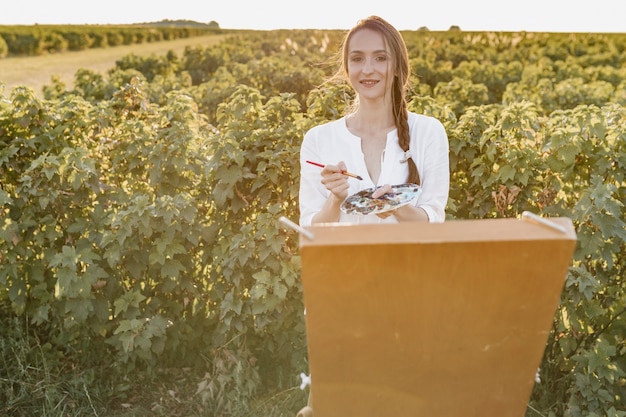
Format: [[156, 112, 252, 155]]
[[341, 184, 421, 215]]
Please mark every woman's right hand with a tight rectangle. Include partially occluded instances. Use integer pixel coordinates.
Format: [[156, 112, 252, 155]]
[[320, 161, 350, 201]]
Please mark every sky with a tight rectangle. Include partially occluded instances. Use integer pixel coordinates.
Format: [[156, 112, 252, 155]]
[[2, 0, 625, 33]]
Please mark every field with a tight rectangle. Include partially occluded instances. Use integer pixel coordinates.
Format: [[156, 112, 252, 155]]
[[1, 28, 625, 416], [0, 34, 228, 96]]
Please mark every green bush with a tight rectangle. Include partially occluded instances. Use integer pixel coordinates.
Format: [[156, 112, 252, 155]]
[[63, 31, 93, 51], [42, 31, 68, 53], [1, 31, 43, 55], [0, 24, 218, 58]]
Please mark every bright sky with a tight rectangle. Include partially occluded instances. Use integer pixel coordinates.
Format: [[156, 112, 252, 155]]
[[2, 0, 625, 33]]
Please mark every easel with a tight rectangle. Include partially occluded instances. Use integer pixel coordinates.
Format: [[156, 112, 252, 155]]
[[298, 217, 576, 417]]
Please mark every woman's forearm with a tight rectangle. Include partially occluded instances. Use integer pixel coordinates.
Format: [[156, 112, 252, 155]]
[[392, 204, 430, 222], [311, 194, 344, 224]]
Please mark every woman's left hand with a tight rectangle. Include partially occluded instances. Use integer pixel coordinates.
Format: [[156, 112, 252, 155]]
[[372, 184, 429, 221], [372, 184, 395, 219], [371, 184, 393, 199]]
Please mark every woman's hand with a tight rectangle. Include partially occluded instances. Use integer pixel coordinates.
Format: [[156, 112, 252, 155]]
[[372, 184, 395, 219], [372, 184, 430, 221], [320, 161, 350, 201], [371, 184, 393, 199], [310, 161, 350, 224]]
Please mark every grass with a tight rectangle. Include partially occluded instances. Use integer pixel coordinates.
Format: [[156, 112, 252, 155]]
[[0, 34, 229, 98], [0, 315, 308, 416]]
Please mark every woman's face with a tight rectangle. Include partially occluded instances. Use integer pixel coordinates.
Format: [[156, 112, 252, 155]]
[[346, 28, 394, 103]]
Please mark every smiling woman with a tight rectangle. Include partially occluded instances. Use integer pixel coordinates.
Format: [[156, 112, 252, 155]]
[[0, 33, 227, 97]]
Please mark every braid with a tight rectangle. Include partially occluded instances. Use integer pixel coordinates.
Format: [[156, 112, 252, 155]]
[[394, 82, 420, 185]]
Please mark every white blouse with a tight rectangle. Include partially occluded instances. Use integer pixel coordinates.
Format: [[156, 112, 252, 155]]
[[299, 111, 450, 226]]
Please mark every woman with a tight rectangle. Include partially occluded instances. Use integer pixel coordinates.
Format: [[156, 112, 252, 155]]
[[296, 16, 449, 416], [299, 16, 449, 226]]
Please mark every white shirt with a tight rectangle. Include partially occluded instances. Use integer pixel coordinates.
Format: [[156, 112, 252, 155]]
[[299, 111, 450, 226]]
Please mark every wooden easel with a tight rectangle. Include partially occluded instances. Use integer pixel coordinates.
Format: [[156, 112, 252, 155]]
[[298, 217, 576, 417]]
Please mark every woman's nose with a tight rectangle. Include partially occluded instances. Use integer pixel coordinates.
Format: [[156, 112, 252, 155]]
[[363, 58, 374, 73]]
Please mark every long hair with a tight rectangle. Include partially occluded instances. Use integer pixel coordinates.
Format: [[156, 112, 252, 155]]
[[335, 16, 420, 185]]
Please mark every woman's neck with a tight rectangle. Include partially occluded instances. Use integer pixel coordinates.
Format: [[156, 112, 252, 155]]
[[348, 102, 395, 136]]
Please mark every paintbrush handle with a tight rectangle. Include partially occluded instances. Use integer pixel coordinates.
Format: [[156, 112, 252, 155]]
[[305, 160, 363, 181]]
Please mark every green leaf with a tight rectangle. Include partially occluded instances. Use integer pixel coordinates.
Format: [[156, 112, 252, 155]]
[[252, 269, 271, 284], [114, 290, 146, 317], [50, 245, 79, 269], [161, 258, 184, 278], [54, 267, 78, 298]]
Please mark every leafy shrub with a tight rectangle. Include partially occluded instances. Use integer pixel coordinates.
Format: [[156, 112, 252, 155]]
[[115, 52, 180, 82], [106, 31, 124, 47], [1, 31, 43, 55], [42, 31, 68, 53], [63, 31, 94, 51], [434, 77, 490, 117]]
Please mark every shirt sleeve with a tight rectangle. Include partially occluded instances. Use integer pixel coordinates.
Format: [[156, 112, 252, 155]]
[[298, 126, 330, 227], [411, 115, 450, 223]]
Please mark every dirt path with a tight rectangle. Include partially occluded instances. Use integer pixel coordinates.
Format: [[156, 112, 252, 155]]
[[0, 34, 229, 97]]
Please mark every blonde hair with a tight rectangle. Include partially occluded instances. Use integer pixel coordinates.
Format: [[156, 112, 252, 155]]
[[335, 16, 419, 185]]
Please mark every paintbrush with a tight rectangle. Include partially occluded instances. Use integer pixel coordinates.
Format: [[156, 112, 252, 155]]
[[305, 160, 363, 180]]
